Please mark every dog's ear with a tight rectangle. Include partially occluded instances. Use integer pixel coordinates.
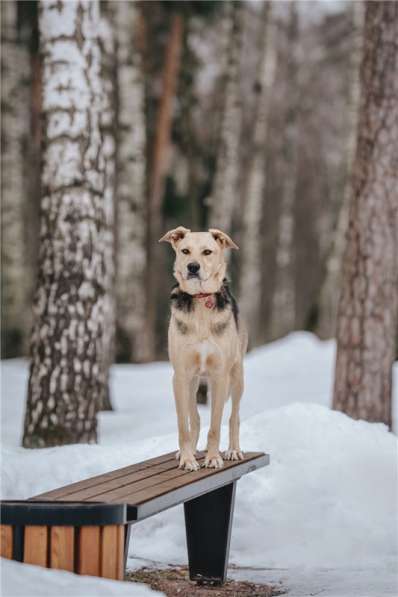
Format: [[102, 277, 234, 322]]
[[159, 226, 191, 247], [209, 228, 239, 250]]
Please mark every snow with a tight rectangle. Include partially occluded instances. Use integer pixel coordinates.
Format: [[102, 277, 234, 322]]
[[0, 559, 160, 597], [1, 333, 398, 597]]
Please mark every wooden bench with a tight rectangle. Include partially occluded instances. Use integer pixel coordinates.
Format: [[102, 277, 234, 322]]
[[0, 450, 269, 585]]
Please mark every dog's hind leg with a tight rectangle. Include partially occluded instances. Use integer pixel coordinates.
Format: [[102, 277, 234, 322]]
[[189, 376, 201, 454], [224, 363, 244, 461]]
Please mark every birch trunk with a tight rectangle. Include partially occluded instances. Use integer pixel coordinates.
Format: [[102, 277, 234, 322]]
[[271, 2, 300, 339], [239, 2, 276, 345], [333, 2, 398, 428], [98, 8, 116, 409], [208, 2, 244, 234], [23, 0, 106, 447], [317, 2, 364, 339], [114, 1, 149, 363], [1, 1, 30, 357]]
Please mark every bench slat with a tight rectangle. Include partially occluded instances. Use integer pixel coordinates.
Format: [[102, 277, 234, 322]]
[[92, 452, 263, 506], [100, 525, 124, 580], [24, 526, 48, 566], [54, 455, 191, 502], [78, 526, 101, 576], [50, 526, 74, 571], [33, 452, 176, 501], [0, 525, 13, 559]]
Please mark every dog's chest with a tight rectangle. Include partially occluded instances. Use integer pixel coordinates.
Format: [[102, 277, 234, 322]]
[[172, 300, 230, 341]]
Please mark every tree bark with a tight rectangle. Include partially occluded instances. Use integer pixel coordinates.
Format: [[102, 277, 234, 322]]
[[1, 0, 30, 357], [270, 2, 300, 339], [97, 6, 117, 409], [23, 0, 106, 447], [114, 1, 150, 363], [145, 12, 184, 361], [317, 2, 364, 339], [239, 2, 276, 346], [333, 2, 398, 428], [208, 2, 244, 234]]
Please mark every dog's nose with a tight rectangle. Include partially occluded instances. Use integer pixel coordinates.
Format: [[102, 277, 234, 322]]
[[187, 262, 200, 274]]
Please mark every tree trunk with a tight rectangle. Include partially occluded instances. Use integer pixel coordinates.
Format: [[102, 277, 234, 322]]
[[333, 2, 398, 429], [23, 0, 106, 448], [1, 0, 30, 357], [145, 12, 184, 361], [114, 1, 150, 363], [316, 2, 364, 340], [239, 2, 276, 346], [98, 6, 117, 409], [208, 2, 244, 234], [270, 2, 300, 339]]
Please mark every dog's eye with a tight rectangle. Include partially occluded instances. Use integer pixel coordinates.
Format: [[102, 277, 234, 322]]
[[203, 249, 212, 256], [181, 248, 190, 255]]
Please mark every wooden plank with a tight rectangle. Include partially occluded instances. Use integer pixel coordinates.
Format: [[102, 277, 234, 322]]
[[24, 526, 48, 567], [106, 452, 266, 506], [68, 457, 205, 503], [50, 526, 74, 571], [59, 457, 187, 502], [78, 526, 101, 576], [100, 525, 125, 580], [32, 452, 176, 500], [0, 525, 13, 559], [116, 525, 125, 580]]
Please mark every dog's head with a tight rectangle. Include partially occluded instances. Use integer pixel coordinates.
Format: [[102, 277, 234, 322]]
[[159, 227, 238, 294]]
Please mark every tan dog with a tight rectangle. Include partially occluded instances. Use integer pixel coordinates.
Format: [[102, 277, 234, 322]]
[[159, 226, 248, 471]]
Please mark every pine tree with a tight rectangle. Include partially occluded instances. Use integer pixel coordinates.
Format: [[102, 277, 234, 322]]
[[23, 0, 107, 447], [333, 2, 398, 428]]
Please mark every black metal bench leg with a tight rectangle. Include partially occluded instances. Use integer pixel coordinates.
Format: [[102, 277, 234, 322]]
[[184, 481, 236, 585]]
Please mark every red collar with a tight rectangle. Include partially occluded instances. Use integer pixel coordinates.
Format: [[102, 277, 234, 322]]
[[193, 292, 216, 309]]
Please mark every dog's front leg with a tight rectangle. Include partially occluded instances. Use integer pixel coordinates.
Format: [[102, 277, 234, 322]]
[[173, 372, 200, 471], [205, 374, 229, 468]]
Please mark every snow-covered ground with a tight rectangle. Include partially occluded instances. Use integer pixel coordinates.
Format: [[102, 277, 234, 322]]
[[1, 333, 398, 597]]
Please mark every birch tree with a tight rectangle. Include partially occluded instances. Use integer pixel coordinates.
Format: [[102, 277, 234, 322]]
[[333, 2, 398, 428], [98, 7, 117, 409], [271, 2, 300, 339], [239, 2, 276, 345], [114, 1, 149, 363], [23, 0, 106, 447], [1, 0, 30, 357], [208, 1, 244, 233], [317, 2, 364, 339]]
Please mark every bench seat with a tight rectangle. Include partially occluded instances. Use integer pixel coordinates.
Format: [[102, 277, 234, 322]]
[[1, 451, 269, 584]]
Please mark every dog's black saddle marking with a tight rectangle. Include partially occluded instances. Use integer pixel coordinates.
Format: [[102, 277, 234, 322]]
[[170, 279, 239, 329]]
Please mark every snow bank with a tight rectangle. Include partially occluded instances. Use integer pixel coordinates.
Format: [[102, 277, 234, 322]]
[[1, 332, 397, 593], [130, 403, 398, 569], [0, 559, 161, 597]]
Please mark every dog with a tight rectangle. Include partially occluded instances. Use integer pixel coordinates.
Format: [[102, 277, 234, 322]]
[[159, 226, 248, 471]]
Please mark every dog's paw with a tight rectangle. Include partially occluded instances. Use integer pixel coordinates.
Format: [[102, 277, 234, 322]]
[[204, 453, 224, 469], [224, 449, 244, 461], [179, 452, 200, 472]]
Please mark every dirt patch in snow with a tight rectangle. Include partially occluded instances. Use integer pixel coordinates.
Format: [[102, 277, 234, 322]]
[[126, 566, 286, 596]]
